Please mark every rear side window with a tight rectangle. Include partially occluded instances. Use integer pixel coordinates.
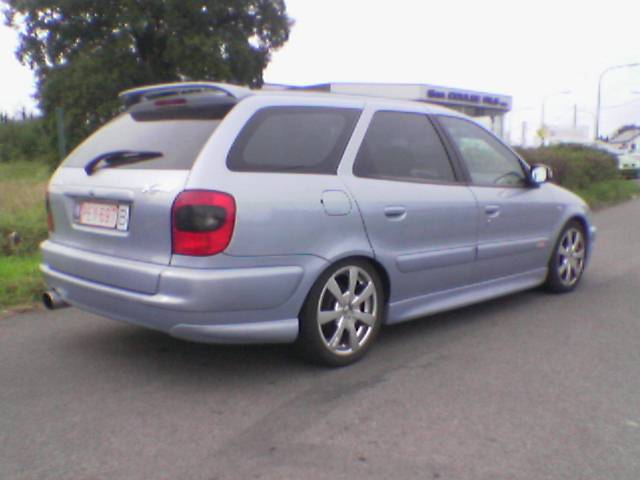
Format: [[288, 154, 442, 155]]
[[353, 111, 456, 183], [227, 107, 361, 174], [62, 113, 220, 170]]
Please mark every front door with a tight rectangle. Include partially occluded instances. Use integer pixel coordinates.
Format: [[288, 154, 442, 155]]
[[436, 115, 560, 282]]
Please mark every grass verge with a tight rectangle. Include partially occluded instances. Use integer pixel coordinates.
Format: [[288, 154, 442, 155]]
[[1, 161, 50, 311], [576, 179, 640, 209], [0, 253, 44, 311]]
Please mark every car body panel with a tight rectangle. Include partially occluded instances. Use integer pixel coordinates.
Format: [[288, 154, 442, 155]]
[[47, 168, 189, 271], [387, 267, 548, 325], [343, 175, 478, 305], [469, 183, 561, 282], [42, 245, 330, 343], [179, 94, 373, 261]]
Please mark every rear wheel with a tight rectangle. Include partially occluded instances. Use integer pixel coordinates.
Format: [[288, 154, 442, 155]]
[[297, 259, 384, 367], [545, 220, 587, 293]]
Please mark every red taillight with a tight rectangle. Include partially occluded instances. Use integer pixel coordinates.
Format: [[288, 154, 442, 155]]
[[171, 190, 236, 256], [45, 190, 54, 232]]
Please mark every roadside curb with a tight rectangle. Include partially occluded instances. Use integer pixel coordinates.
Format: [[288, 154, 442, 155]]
[[0, 303, 43, 320]]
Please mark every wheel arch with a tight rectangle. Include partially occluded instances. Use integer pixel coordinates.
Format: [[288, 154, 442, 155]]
[[297, 254, 391, 318], [546, 212, 593, 273], [570, 213, 588, 236], [550, 212, 592, 256]]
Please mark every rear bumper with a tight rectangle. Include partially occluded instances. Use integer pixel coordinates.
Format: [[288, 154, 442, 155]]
[[40, 240, 324, 344]]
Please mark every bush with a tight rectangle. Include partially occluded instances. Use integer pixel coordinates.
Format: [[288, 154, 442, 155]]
[[515, 144, 619, 190], [0, 117, 57, 165]]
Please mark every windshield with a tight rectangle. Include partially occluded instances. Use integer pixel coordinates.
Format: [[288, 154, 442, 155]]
[[62, 113, 221, 170]]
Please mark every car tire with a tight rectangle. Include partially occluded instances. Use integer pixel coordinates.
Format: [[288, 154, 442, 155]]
[[296, 259, 384, 367], [544, 220, 587, 294]]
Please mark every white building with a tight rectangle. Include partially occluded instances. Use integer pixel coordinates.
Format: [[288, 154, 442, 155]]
[[609, 126, 640, 150], [264, 82, 512, 139]]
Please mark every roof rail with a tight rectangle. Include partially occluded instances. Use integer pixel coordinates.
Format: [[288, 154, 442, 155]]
[[119, 82, 253, 107]]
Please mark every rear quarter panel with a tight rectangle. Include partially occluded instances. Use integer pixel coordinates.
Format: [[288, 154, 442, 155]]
[[182, 94, 374, 263]]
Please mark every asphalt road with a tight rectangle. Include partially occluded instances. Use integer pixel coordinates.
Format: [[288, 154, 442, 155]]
[[2, 199, 640, 480]]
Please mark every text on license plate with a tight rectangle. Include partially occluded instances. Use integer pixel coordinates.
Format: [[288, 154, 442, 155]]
[[79, 202, 130, 231]]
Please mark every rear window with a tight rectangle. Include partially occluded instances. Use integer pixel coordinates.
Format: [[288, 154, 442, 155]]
[[62, 113, 220, 170], [227, 106, 361, 174]]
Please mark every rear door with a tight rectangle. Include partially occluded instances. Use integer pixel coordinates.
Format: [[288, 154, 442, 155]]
[[48, 110, 223, 269], [343, 110, 478, 306], [436, 115, 560, 282]]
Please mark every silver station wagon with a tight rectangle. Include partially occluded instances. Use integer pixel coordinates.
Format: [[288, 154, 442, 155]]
[[42, 82, 596, 366]]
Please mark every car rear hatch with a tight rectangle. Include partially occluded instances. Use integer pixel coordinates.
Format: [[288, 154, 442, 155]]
[[45, 89, 240, 294]]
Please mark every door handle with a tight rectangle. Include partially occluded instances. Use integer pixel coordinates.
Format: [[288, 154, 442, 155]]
[[484, 205, 501, 218], [384, 206, 407, 219]]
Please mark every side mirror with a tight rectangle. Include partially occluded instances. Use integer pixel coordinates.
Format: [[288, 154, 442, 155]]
[[529, 164, 553, 186]]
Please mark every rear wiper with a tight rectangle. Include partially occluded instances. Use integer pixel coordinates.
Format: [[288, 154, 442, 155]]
[[84, 150, 163, 175]]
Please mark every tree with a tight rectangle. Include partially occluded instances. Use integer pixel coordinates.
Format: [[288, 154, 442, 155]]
[[4, 0, 291, 152]]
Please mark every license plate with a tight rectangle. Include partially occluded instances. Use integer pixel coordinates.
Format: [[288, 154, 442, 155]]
[[79, 201, 130, 231]]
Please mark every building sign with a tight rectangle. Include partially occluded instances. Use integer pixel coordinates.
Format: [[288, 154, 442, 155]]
[[426, 87, 511, 111], [292, 82, 512, 114]]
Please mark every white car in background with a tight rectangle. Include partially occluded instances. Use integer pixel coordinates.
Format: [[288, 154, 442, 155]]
[[616, 152, 640, 178], [593, 141, 640, 179]]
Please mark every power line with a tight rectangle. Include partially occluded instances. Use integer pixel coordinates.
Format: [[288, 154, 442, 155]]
[[602, 97, 640, 110]]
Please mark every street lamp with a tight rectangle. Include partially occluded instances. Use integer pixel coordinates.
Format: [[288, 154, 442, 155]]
[[540, 90, 570, 145], [595, 63, 640, 141]]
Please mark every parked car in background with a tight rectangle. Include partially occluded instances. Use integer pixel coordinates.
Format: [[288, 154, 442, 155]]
[[616, 152, 640, 178], [593, 141, 640, 179], [41, 82, 596, 366]]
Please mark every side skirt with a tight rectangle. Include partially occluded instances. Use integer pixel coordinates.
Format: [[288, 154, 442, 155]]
[[386, 268, 548, 325]]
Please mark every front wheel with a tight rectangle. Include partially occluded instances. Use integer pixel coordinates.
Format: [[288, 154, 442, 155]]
[[544, 220, 587, 293], [297, 260, 384, 367]]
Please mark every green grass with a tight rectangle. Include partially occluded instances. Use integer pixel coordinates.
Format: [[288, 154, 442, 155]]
[[0, 253, 44, 310], [0, 160, 52, 182], [576, 179, 640, 209], [1, 161, 51, 310], [0, 161, 50, 256]]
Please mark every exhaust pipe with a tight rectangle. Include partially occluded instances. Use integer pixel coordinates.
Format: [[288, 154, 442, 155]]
[[43, 290, 69, 310]]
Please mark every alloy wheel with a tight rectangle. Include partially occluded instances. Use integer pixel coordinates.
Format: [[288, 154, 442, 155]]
[[316, 266, 378, 356], [557, 227, 585, 287]]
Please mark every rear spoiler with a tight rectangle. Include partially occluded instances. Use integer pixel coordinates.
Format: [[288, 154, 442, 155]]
[[119, 82, 253, 108]]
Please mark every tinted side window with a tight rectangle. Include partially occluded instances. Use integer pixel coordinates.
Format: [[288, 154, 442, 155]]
[[438, 116, 526, 187], [227, 107, 361, 174], [353, 111, 455, 183]]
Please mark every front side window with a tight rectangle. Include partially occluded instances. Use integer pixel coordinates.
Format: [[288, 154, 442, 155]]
[[227, 106, 361, 174], [438, 116, 526, 187], [353, 111, 456, 183]]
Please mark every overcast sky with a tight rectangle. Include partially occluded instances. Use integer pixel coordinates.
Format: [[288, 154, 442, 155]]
[[1, 0, 639, 143]]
